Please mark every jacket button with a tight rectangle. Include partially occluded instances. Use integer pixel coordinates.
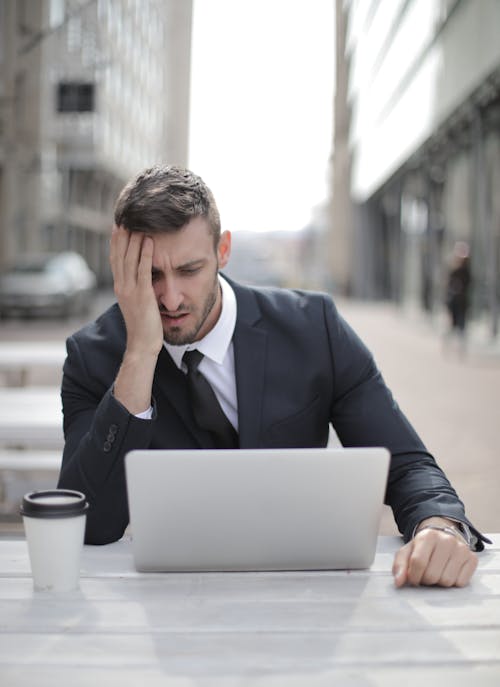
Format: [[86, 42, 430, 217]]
[[103, 441, 112, 452], [106, 432, 115, 443], [109, 424, 118, 435]]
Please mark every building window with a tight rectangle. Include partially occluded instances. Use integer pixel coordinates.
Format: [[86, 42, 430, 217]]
[[57, 82, 95, 112]]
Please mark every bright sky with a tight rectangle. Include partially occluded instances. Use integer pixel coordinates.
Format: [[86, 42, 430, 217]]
[[188, 0, 335, 233]]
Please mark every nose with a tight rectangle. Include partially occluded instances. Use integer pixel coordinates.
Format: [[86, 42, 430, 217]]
[[157, 276, 183, 313]]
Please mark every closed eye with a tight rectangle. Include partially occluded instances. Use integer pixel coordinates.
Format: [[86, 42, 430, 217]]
[[176, 260, 205, 275], [179, 266, 202, 275]]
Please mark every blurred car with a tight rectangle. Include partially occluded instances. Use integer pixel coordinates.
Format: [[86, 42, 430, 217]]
[[0, 251, 97, 318]]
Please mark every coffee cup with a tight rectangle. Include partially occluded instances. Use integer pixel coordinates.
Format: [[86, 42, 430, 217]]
[[20, 489, 89, 592]]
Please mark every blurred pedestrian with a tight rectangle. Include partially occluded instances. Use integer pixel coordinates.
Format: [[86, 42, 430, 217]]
[[445, 241, 471, 353]]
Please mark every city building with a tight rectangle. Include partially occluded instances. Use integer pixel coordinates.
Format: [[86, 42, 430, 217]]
[[331, 0, 500, 337], [0, 0, 193, 284]]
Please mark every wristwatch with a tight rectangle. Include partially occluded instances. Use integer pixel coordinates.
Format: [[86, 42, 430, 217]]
[[414, 519, 474, 549]]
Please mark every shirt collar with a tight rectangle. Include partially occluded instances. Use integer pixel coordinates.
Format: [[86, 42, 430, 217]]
[[164, 274, 237, 369]]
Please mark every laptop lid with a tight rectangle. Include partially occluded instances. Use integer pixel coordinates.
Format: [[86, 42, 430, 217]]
[[125, 447, 390, 572]]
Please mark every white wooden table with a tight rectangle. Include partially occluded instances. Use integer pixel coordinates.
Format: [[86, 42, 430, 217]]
[[0, 387, 63, 448], [0, 535, 499, 686], [0, 341, 66, 386]]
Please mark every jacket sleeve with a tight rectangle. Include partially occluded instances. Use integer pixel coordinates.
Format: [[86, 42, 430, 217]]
[[57, 334, 156, 545], [323, 297, 488, 550]]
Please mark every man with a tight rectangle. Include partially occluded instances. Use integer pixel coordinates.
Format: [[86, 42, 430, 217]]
[[58, 165, 487, 587], [445, 241, 472, 351]]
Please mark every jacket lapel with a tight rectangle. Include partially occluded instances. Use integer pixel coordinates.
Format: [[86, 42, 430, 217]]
[[231, 282, 267, 448]]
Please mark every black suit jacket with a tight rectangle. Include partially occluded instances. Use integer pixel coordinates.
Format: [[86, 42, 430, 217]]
[[58, 278, 485, 547]]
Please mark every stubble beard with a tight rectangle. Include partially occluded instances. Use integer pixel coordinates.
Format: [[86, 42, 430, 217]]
[[162, 273, 220, 346]]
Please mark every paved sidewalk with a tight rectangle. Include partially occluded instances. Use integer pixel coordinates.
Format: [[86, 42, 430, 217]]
[[337, 299, 500, 537]]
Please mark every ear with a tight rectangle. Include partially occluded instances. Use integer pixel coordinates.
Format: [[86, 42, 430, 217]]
[[217, 230, 232, 269]]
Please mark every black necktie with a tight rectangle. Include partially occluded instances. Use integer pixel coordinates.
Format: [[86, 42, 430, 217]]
[[183, 350, 238, 449]]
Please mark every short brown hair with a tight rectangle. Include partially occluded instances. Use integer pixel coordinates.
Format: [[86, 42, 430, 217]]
[[114, 165, 221, 246]]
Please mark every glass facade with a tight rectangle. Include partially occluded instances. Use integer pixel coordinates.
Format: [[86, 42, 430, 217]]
[[343, 0, 500, 336]]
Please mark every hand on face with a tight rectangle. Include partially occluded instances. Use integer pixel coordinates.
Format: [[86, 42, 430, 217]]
[[392, 518, 478, 588], [109, 225, 164, 357]]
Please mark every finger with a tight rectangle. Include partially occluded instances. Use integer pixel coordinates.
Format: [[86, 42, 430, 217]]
[[137, 236, 154, 286], [439, 545, 476, 588], [122, 231, 144, 286], [392, 541, 412, 588], [455, 553, 478, 588], [412, 530, 473, 587], [425, 543, 463, 586], [419, 537, 455, 586], [405, 533, 436, 586], [437, 549, 467, 587], [109, 224, 119, 272], [109, 225, 129, 286]]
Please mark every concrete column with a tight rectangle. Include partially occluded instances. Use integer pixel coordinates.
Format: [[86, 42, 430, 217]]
[[164, 0, 193, 166], [0, 0, 48, 265], [0, 1, 19, 266], [327, 0, 353, 295]]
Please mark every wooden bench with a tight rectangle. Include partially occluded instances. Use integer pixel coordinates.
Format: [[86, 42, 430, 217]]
[[0, 341, 66, 386], [0, 449, 62, 517], [0, 387, 64, 448], [0, 449, 62, 472]]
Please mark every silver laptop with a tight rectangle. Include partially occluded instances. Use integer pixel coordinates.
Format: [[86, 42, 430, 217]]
[[125, 447, 390, 572]]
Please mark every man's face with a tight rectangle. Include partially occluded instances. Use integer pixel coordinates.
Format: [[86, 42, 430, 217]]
[[150, 217, 231, 345]]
